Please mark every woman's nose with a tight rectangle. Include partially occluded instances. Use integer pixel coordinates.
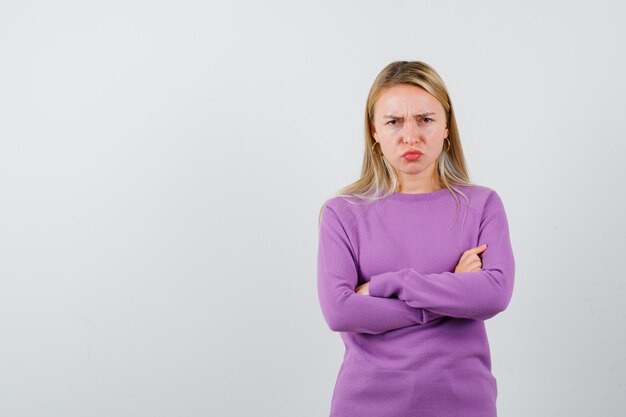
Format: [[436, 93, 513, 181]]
[[402, 121, 421, 143]]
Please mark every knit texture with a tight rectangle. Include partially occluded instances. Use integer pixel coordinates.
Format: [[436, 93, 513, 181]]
[[317, 184, 515, 417]]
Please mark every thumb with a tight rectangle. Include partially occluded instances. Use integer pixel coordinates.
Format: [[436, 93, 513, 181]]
[[468, 243, 487, 254]]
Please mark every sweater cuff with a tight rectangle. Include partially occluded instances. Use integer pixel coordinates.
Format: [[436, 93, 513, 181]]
[[368, 272, 400, 298]]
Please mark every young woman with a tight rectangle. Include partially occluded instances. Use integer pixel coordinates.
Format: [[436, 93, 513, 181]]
[[317, 61, 516, 417]]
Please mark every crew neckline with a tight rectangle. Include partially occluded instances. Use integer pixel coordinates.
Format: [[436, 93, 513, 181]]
[[388, 187, 450, 202]]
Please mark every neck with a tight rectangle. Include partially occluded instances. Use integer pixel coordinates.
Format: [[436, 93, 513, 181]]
[[396, 174, 442, 194]]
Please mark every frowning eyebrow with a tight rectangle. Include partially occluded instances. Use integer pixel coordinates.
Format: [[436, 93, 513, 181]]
[[383, 112, 436, 119]]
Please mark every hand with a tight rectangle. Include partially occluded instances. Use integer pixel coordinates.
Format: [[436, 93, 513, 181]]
[[355, 282, 370, 295], [454, 244, 487, 273]]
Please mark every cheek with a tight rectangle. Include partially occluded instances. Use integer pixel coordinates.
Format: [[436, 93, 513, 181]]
[[427, 132, 445, 145], [381, 130, 402, 143]]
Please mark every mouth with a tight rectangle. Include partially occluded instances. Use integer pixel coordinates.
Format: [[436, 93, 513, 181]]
[[401, 150, 424, 161]]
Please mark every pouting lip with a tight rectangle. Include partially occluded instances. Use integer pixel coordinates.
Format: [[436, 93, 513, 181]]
[[402, 149, 424, 157]]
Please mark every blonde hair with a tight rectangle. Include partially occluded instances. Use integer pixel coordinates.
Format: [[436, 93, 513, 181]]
[[318, 60, 476, 228]]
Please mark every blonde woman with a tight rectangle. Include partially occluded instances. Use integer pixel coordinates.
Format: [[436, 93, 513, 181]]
[[316, 61, 515, 417]]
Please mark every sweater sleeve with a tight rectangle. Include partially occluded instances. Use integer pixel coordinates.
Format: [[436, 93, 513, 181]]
[[317, 204, 444, 335], [368, 190, 515, 321]]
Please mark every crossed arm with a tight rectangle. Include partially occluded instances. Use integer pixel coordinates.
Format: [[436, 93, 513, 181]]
[[316, 205, 444, 335], [316, 192, 515, 334]]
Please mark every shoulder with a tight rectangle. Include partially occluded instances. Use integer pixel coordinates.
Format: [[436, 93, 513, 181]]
[[452, 183, 507, 214], [319, 195, 376, 233]]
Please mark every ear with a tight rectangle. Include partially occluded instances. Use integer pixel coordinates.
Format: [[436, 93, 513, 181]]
[[371, 126, 378, 141], [444, 126, 449, 139]]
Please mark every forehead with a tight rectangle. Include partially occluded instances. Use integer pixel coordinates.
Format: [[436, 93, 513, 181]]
[[374, 84, 443, 114]]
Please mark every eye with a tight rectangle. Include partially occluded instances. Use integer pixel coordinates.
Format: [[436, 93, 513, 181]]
[[386, 119, 399, 126], [422, 117, 434, 123]]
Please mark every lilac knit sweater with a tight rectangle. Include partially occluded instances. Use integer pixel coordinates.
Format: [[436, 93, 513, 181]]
[[316, 184, 515, 417]]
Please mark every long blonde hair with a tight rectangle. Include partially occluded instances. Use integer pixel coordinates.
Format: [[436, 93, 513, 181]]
[[318, 61, 476, 228]]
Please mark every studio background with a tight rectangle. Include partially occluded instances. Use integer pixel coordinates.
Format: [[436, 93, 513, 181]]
[[0, 1, 624, 416]]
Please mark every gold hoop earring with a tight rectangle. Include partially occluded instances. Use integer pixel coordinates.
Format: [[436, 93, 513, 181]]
[[371, 141, 383, 156], [444, 137, 451, 152]]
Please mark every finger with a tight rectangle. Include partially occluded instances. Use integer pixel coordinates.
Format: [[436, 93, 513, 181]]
[[464, 244, 487, 256]]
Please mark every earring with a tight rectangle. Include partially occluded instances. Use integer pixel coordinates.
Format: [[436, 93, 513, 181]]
[[444, 137, 451, 152], [371, 141, 383, 156]]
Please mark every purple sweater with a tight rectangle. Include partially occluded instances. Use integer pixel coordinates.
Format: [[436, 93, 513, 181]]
[[317, 184, 515, 417]]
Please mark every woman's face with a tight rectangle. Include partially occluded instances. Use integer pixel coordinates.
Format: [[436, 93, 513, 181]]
[[371, 84, 449, 184]]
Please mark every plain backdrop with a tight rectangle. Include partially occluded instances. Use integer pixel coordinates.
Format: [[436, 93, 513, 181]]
[[1, 1, 625, 416]]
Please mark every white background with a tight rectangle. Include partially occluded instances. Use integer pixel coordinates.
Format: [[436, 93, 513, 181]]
[[1, 1, 624, 416]]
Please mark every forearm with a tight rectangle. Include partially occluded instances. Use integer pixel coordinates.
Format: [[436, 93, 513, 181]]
[[318, 284, 444, 334], [368, 267, 514, 321]]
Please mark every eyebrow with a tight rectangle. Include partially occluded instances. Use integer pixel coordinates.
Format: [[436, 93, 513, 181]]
[[383, 112, 436, 118]]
